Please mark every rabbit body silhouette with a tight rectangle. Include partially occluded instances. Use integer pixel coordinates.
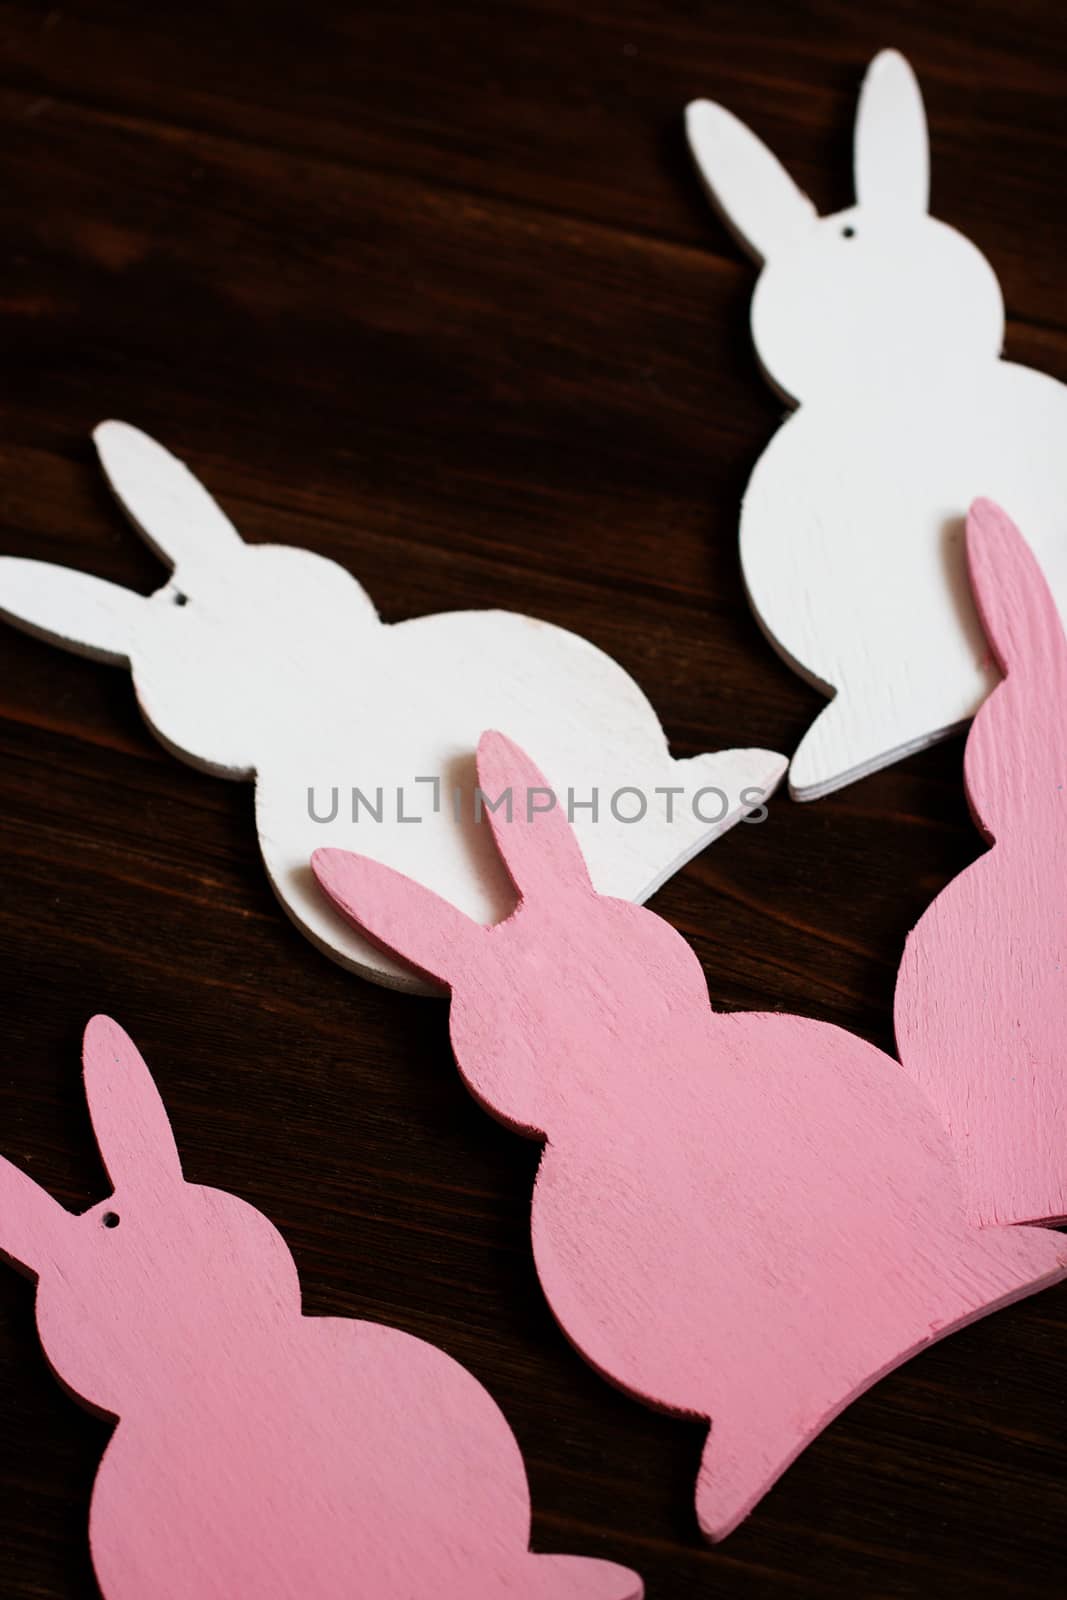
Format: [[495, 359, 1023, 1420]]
[[687, 50, 1067, 798], [0, 424, 784, 990], [0, 1017, 642, 1600], [895, 500, 1067, 1230], [313, 734, 1067, 1541]]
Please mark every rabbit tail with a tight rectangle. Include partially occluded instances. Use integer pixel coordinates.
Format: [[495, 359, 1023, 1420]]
[[695, 1401, 818, 1541], [788, 689, 957, 801], [527, 1554, 643, 1599], [630, 746, 786, 899], [696, 1225, 1067, 1540]]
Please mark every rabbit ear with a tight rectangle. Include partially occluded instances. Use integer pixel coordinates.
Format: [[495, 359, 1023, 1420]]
[[311, 849, 486, 987], [94, 422, 243, 582], [965, 499, 1064, 680], [83, 1017, 183, 1194], [0, 558, 146, 665], [854, 50, 929, 213], [0, 1156, 72, 1277], [686, 99, 817, 263], [475, 731, 593, 900]]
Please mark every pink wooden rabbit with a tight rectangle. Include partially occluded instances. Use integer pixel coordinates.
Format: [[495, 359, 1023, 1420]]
[[895, 498, 1067, 1229], [313, 734, 1067, 1541], [0, 1016, 642, 1600]]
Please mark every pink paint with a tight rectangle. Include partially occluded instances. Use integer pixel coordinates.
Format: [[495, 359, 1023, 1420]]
[[0, 1018, 642, 1600], [313, 733, 1067, 1541], [895, 498, 1067, 1227]]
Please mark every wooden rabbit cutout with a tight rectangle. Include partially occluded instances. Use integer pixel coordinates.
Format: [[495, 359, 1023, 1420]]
[[313, 734, 1067, 1541], [0, 1017, 643, 1600], [687, 49, 1067, 799], [896, 499, 1067, 1229], [0, 424, 784, 991]]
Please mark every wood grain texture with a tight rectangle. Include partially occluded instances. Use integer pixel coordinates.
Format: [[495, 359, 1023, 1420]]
[[313, 732, 1067, 1541], [0, 420, 783, 991], [895, 500, 1067, 1229], [0, 2, 1065, 1595], [0, 1018, 642, 1599], [689, 48, 1067, 800]]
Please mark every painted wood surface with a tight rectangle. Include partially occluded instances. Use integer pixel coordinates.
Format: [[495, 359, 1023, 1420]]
[[0, 424, 784, 992], [312, 732, 1067, 1541], [0, 1017, 642, 1600], [4, 7, 1067, 1593], [686, 49, 1067, 800], [894, 499, 1067, 1228]]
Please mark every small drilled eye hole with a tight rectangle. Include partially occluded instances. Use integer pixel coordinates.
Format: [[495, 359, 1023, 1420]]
[[172, 592, 188, 607], [841, 225, 856, 239], [102, 1211, 120, 1229]]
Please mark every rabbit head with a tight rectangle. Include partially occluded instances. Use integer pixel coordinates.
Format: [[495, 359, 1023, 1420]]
[[0, 424, 379, 776], [961, 498, 1067, 839], [0, 1017, 299, 1416], [312, 732, 712, 1137], [686, 50, 1004, 404]]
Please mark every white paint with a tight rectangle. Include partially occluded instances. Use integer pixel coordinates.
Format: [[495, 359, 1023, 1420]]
[[687, 49, 1067, 798], [0, 424, 785, 989]]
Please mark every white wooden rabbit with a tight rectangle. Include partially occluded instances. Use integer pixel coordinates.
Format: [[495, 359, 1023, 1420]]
[[0, 424, 785, 988], [686, 49, 1067, 798]]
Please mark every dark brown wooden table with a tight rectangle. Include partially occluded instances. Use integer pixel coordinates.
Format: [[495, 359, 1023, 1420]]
[[0, 3, 1064, 1594]]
